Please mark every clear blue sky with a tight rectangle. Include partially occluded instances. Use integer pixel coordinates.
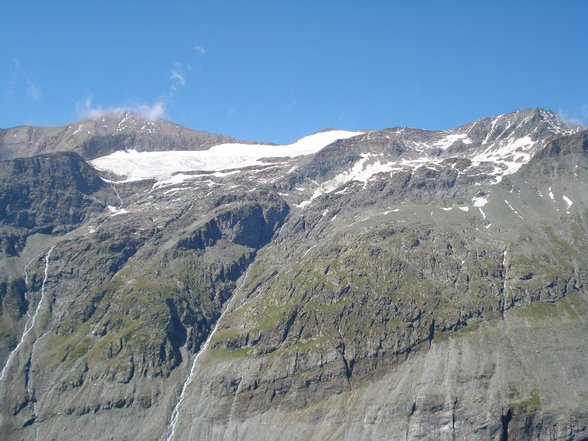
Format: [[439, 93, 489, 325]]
[[1, 0, 587, 143]]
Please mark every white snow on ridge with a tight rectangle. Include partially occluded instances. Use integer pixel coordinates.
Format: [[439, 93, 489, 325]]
[[90, 130, 361, 182], [152, 170, 242, 189], [563, 195, 573, 214], [296, 154, 411, 208], [434, 133, 472, 149], [107, 205, 129, 216], [471, 136, 536, 184]]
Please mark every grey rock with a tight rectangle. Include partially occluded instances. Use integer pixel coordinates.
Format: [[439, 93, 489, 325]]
[[0, 109, 586, 440], [0, 112, 238, 160]]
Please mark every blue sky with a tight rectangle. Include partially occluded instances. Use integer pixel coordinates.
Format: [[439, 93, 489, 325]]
[[1, 1, 587, 143]]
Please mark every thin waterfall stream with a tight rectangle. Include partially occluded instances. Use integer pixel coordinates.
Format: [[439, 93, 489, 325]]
[[165, 265, 254, 441], [0, 246, 55, 384]]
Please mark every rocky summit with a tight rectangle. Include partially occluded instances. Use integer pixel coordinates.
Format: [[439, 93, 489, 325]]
[[0, 108, 587, 441]]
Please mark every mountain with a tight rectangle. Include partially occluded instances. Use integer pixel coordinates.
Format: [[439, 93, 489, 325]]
[[0, 112, 237, 161], [0, 108, 587, 440]]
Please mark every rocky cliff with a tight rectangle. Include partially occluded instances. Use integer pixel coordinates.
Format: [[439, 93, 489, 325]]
[[0, 109, 586, 440]]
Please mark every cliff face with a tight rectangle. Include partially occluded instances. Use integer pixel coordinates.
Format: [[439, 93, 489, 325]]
[[0, 110, 587, 440], [174, 129, 588, 441]]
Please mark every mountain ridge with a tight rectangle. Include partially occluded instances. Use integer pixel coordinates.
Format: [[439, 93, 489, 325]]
[[0, 108, 587, 440], [1, 107, 581, 163], [0, 112, 236, 161]]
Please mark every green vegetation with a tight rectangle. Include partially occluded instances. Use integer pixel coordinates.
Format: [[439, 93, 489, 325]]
[[391, 278, 441, 304], [515, 389, 541, 411], [432, 325, 474, 343], [50, 322, 90, 362], [0, 319, 16, 353], [253, 304, 290, 331], [387, 317, 410, 328], [87, 319, 142, 358], [287, 336, 330, 351], [544, 227, 578, 258], [513, 294, 585, 323], [266, 336, 333, 358], [208, 346, 254, 360]]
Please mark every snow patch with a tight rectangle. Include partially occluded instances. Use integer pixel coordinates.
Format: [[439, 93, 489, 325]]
[[296, 200, 312, 209], [472, 136, 536, 184], [504, 199, 524, 219], [434, 133, 472, 149], [91, 130, 362, 182], [563, 195, 573, 214], [107, 205, 129, 216], [299, 154, 408, 205], [472, 195, 488, 207]]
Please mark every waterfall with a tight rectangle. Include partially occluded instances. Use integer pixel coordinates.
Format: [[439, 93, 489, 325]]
[[165, 266, 253, 441], [0, 246, 54, 384], [111, 182, 124, 208], [28, 246, 55, 441], [165, 311, 226, 441]]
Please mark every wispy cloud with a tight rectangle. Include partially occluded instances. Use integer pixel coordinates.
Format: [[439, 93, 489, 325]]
[[135, 101, 166, 120], [6, 58, 42, 101], [76, 95, 166, 121], [170, 63, 186, 92], [558, 105, 588, 127], [74, 56, 196, 122], [194, 44, 206, 56], [26, 80, 42, 101]]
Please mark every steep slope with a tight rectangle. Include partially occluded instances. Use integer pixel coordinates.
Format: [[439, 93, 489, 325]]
[[0, 109, 586, 441], [0, 112, 236, 161], [0, 152, 114, 369], [173, 127, 587, 441]]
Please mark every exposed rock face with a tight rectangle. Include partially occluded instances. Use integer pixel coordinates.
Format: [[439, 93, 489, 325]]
[[0, 109, 587, 440], [0, 112, 237, 160], [0, 152, 107, 236]]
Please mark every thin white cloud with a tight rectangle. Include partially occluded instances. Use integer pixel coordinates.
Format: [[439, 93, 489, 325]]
[[26, 80, 42, 101], [76, 95, 166, 121], [135, 101, 165, 120], [170, 65, 186, 88], [6, 58, 42, 101], [194, 44, 206, 55], [74, 59, 193, 122], [558, 106, 588, 128]]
